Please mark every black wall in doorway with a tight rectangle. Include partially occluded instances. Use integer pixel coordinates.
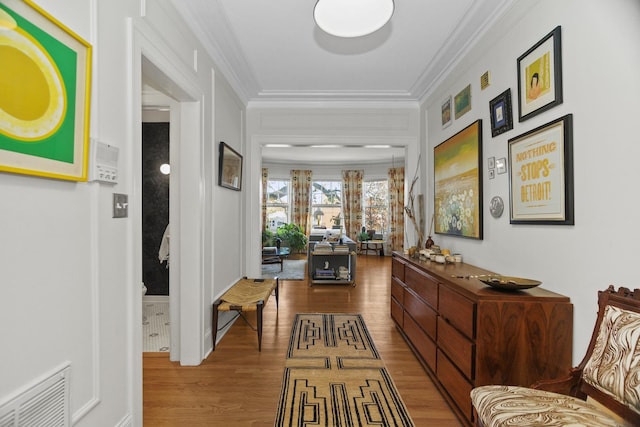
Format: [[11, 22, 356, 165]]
[[142, 122, 170, 295]]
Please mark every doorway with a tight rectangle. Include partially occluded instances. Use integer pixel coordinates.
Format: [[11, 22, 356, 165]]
[[141, 119, 170, 352]]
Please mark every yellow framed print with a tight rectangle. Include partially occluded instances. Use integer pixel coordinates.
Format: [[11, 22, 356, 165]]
[[0, 0, 92, 181]]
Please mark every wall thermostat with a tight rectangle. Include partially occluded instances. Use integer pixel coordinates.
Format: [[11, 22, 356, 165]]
[[89, 139, 119, 183]]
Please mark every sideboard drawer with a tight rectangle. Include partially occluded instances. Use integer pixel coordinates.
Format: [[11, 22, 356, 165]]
[[404, 311, 436, 370], [439, 285, 475, 339], [405, 265, 438, 308], [404, 288, 437, 340], [438, 316, 474, 380], [391, 277, 404, 304], [391, 296, 403, 326], [392, 257, 405, 282], [437, 349, 473, 421]]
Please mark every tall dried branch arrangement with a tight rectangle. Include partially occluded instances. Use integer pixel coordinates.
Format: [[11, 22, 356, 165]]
[[404, 156, 424, 248]]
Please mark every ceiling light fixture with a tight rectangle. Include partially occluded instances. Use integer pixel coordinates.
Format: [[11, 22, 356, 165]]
[[313, 0, 395, 38]]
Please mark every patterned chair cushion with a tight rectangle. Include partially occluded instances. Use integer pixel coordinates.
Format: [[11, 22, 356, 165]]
[[471, 385, 618, 427], [582, 305, 640, 414]]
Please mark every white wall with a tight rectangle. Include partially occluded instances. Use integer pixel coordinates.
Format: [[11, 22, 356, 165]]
[[0, 0, 245, 426], [422, 0, 640, 363]]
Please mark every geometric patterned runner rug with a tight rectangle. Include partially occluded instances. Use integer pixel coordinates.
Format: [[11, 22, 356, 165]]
[[274, 313, 415, 426]]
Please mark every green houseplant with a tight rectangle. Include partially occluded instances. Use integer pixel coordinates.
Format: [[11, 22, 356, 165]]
[[276, 223, 307, 253], [262, 229, 276, 247]]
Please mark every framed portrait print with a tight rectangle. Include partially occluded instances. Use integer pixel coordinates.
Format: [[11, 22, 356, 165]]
[[489, 89, 513, 137], [0, 0, 92, 181], [508, 114, 574, 225], [454, 84, 472, 119], [441, 96, 452, 128], [218, 142, 243, 191], [434, 120, 483, 240], [517, 26, 563, 121]]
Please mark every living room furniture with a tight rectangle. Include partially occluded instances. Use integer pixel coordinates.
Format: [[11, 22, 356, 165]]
[[307, 234, 357, 286], [261, 246, 289, 271], [212, 277, 279, 351], [471, 285, 640, 427], [390, 251, 573, 426], [359, 239, 385, 256]]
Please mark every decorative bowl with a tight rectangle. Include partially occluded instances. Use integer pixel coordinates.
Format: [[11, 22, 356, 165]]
[[479, 275, 542, 291]]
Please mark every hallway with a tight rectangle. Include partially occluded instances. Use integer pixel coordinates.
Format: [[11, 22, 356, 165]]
[[143, 254, 461, 426]]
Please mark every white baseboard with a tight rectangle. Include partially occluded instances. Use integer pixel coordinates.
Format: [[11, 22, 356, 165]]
[[143, 295, 169, 303]]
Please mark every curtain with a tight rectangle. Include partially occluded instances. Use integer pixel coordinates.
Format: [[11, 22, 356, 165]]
[[342, 170, 364, 242], [261, 168, 269, 230], [290, 170, 312, 234], [388, 167, 405, 252]]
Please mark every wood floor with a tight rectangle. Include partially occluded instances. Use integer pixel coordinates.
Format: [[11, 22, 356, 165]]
[[143, 254, 462, 426]]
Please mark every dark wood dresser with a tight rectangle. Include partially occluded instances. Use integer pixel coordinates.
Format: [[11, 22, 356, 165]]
[[391, 252, 573, 426]]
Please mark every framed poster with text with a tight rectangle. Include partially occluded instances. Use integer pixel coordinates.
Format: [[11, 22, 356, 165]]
[[508, 114, 574, 225]]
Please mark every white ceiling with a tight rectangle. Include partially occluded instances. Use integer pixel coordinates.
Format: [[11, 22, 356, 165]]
[[161, 0, 514, 164]]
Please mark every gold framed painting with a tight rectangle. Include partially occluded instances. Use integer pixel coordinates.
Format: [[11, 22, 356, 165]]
[[434, 120, 483, 240], [0, 0, 92, 181]]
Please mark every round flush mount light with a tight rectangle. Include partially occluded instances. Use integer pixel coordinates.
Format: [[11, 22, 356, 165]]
[[314, 0, 395, 38], [159, 163, 171, 175]]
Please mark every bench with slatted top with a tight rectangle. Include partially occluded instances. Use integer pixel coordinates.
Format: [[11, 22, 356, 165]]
[[212, 277, 279, 351]]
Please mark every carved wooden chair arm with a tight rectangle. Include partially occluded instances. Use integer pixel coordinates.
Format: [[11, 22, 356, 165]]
[[530, 368, 585, 398]]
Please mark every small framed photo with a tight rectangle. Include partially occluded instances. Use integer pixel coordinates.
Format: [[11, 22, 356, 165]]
[[218, 141, 243, 191], [441, 96, 452, 128], [489, 89, 513, 137], [454, 84, 472, 119], [508, 114, 574, 224], [487, 156, 496, 170], [517, 26, 563, 121], [496, 158, 507, 174]]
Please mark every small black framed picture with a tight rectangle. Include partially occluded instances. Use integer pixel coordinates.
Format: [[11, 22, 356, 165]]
[[489, 89, 513, 137]]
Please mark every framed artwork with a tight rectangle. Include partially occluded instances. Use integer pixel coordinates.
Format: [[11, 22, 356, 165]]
[[434, 120, 483, 239], [508, 114, 574, 225], [441, 96, 452, 128], [454, 84, 471, 119], [517, 26, 562, 121], [489, 89, 513, 137], [0, 0, 92, 181], [218, 141, 243, 191]]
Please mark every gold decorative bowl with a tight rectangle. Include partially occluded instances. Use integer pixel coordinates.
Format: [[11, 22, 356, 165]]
[[479, 275, 542, 291]]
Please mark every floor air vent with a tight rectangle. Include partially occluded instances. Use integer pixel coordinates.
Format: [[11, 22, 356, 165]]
[[0, 364, 70, 427]]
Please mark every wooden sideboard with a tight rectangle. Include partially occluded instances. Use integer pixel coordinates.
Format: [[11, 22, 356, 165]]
[[391, 252, 573, 426]]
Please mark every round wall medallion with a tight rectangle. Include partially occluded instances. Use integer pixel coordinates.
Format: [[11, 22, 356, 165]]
[[489, 196, 504, 218]]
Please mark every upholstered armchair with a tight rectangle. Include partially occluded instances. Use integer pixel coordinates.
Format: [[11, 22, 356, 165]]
[[471, 285, 640, 427]]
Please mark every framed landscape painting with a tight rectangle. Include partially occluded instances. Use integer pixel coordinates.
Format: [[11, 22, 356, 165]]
[[218, 141, 243, 191], [434, 120, 483, 240], [0, 0, 92, 181]]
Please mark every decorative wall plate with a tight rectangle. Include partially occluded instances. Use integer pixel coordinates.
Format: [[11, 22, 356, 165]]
[[489, 196, 504, 218]]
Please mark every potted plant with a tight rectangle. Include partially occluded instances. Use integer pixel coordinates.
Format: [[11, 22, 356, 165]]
[[276, 223, 308, 253], [357, 231, 370, 242], [262, 229, 276, 247]]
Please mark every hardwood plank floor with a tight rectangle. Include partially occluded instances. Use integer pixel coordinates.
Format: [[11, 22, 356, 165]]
[[143, 254, 462, 426]]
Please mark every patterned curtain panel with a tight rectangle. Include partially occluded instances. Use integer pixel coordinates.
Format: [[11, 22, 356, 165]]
[[261, 168, 269, 230], [342, 170, 364, 242], [290, 170, 312, 234], [388, 167, 405, 252]]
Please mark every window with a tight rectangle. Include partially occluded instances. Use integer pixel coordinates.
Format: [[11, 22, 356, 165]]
[[266, 179, 289, 231], [363, 180, 388, 235], [311, 180, 342, 228]]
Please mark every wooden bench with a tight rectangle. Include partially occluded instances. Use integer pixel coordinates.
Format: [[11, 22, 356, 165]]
[[212, 277, 279, 352]]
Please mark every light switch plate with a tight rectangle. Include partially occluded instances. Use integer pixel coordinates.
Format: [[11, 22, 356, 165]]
[[113, 193, 128, 218]]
